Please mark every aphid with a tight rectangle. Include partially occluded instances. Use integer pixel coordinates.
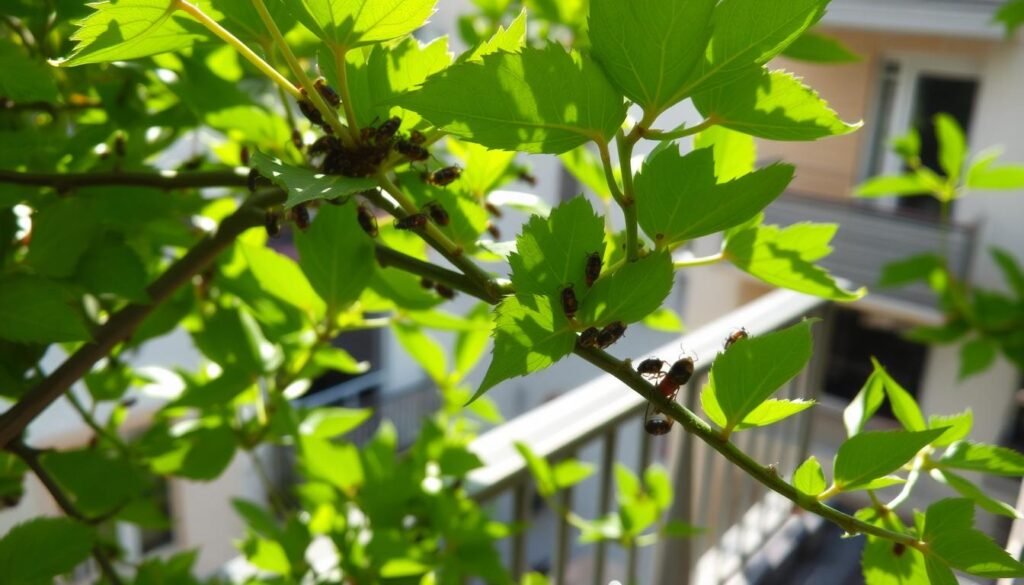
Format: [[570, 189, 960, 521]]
[[247, 168, 262, 193], [113, 133, 126, 158], [560, 285, 578, 319], [395, 213, 428, 230], [427, 166, 462, 187], [356, 204, 378, 237], [420, 277, 435, 290], [644, 405, 673, 436], [120, 397, 138, 408], [240, 145, 250, 166], [724, 328, 749, 349], [181, 155, 204, 171], [297, 98, 324, 127], [409, 130, 427, 145], [360, 126, 378, 144], [376, 117, 401, 142], [315, 78, 341, 108], [395, 139, 430, 161], [636, 358, 665, 377], [425, 202, 450, 226], [517, 170, 538, 187], [585, 252, 602, 287], [291, 205, 311, 230], [435, 284, 456, 300], [264, 210, 281, 238], [892, 543, 906, 557], [291, 129, 305, 150], [309, 135, 340, 157], [486, 223, 501, 240], [484, 202, 503, 218], [596, 321, 627, 349], [577, 327, 600, 348]]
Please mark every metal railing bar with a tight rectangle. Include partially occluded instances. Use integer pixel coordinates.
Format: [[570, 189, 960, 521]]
[[593, 430, 617, 585], [555, 486, 573, 585], [511, 481, 528, 580]]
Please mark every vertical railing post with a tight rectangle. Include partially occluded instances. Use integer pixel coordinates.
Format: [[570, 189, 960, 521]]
[[593, 430, 617, 585]]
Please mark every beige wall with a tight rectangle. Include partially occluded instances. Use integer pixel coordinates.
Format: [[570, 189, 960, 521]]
[[761, 28, 995, 199]]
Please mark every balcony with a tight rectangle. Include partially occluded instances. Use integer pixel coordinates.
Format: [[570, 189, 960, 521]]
[[823, 0, 1006, 39]]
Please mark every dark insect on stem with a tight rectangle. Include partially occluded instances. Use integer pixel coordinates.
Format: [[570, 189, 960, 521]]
[[420, 277, 435, 290], [247, 168, 262, 193], [315, 78, 341, 108], [360, 126, 377, 144], [291, 204, 310, 230], [644, 404, 673, 436], [724, 327, 749, 349], [425, 202, 450, 226], [113, 133, 126, 158], [264, 210, 281, 238], [577, 327, 600, 349], [517, 170, 537, 187], [425, 166, 462, 187], [395, 139, 430, 161], [560, 285, 578, 319], [596, 321, 627, 349], [892, 543, 906, 557], [297, 98, 324, 127], [376, 117, 401, 143], [486, 223, 501, 240], [585, 252, 602, 287], [636, 358, 665, 377], [395, 213, 428, 230], [240, 145, 250, 166], [292, 129, 304, 150], [180, 155, 204, 171], [409, 130, 427, 144], [644, 356, 694, 436], [484, 202, 503, 218], [356, 204, 378, 237], [435, 284, 456, 300], [663, 356, 695, 387]]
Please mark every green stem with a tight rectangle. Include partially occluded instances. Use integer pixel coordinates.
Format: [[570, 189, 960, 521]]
[[641, 117, 718, 142], [246, 0, 353, 144], [596, 140, 627, 208], [374, 245, 491, 300], [174, 0, 300, 100], [331, 45, 360, 135], [616, 132, 640, 262], [65, 391, 131, 457], [673, 252, 725, 269]]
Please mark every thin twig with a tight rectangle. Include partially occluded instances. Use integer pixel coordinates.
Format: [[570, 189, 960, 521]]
[[0, 168, 249, 190]]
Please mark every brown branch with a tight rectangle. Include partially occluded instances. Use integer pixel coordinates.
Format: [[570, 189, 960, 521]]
[[0, 189, 285, 448], [0, 168, 250, 191]]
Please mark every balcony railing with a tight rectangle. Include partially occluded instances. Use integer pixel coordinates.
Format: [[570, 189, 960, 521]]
[[467, 289, 831, 585], [763, 193, 977, 310]]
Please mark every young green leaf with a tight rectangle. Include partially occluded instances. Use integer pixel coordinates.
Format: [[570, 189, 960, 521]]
[[929, 411, 973, 447], [448, 139, 517, 198], [509, 197, 605, 297], [559, 146, 615, 200], [145, 424, 237, 481], [589, 0, 714, 112], [393, 322, 448, 384], [693, 126, 757, 182], [932, 469, 1020, 519], [855, 173, 933, 198], [299, 436, 363, 492], [858, 507, 929, 584], [553, 459, 595, 490], [707, 321, 814, 432], [515, 442, 555, 496], [939, 441, 1024, 476], [284, 0, 436, 48], [793, 456, 826, 496], [642, 307, 685, 333], [780, 31, 860, 63], [77, 237, 150, 303], [397, 45, 626, 154], [26, 198, 99, 278], [42, 449, 147, 517], [693, 68, 859, 141], [249, 152, 376, 209], [0, 276, 90, 343], [241, 243, 325, 318], [312, 346, 370, 375], [852, 358, 926, 433], [996, 0, 1024, 36], [877, 254, 945, 288], [832, 428, 945, 491], [734, 399, 815, 430], [924, 498, 1024, 578], [991, 248, 1024, 298], [0, 518, 94, 584], [635, 146, 794, 247], [966, 149, 1024, 190], [0, 40, 59, 102], [474, 295, 576, 401], [934, 113, 967, 183], [295, 204, 375, 316], [959, 338, 998, 380], [577, 252, 674, 326], [61, 0, 210, 66], [463, 8, 527, 62], [724, 222, 866, 301], [299, 407, 373, 439], [454, 303, 495, 380]]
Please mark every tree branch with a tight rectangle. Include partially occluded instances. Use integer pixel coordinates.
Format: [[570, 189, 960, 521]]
[[0, 189, 284, 448], [0, 168, 250, 191], [374, 244, 491, 300]]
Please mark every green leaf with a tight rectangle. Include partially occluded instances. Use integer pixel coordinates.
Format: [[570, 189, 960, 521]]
[[295, 203, 375, 316], [642, 307, 685, 333], [725, 222, 865, 301], [380, 559, 431, 578], [61, 0, 210, 66], [463, 9, 527, 62], [793, 456, 826, 496], [934, 113, 966, 182], [146, 423, 237, 480], [707, 321, 814, 432], [991, 247, 1024, 298], [832, 428, 945, 491], [959, 338, 998, 380], [932, 469, 1020, 519], [42, 449, 147, 517], [515, 442, 555, 496], [577, 251, 674, 326], [250, 152, 375, 209], [0, 518, 94, 584], [474, 295, 575, 401], [509, 197, 605, 297], [694, 68, 859, 141], [299, 436, 363, 492], [877, 254, 945, 288], [924, 498, 1024, 578], [241, 243, 325, 318], [929, 411, 973, 447], [635, 146, 793, 246], [397, 171, 489, 250], [208, 0, 296, 44], [0, 39, 59, 102], [232, 498, 282, 540], [940, 441, 1024, 476], [448, 138, 517, 198], [77, 237, 150, 302], [693, 125, 756, 182], [996, 0, 1024, 36], [170, 371, 252, 409], [299, 407, 372, 439], [644, 465, 673, 509], [393, 322, 448, 384], [559, 146, 615, 200], [553, 459, 595, 490], [311, 346, 369, 375], [284, 0, 436, 48], [397, 45, 626, 154], [192, 307, 266, 373], [454, 303, 493, 379], [589, 0, 714, 112], [0, 275, 90, 343], [850, 358, 926, 433], [855, 174, 932, 198], [851, 476, 907, 491], [735, 398, 815, 430], [966, 149, 1024, 190], [858, 507, 929, 585], [241, 536, 290, 574], [673, 0, 831, 98], [27, 198, 100, 278], [780, 30, 860, 63]]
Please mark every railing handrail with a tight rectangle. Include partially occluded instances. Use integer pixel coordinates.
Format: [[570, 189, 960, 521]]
[[467, 289, 829, 501]]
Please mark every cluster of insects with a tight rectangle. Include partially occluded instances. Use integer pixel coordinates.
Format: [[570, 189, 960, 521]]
[[577, 321, 627, 350], [560, 252, 604, 320]]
